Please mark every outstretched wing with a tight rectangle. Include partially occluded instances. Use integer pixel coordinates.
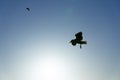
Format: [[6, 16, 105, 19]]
[[75, 32, 83, 40]]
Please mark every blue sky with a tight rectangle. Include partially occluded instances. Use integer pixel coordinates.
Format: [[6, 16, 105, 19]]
[[0, 0, 120, 80]]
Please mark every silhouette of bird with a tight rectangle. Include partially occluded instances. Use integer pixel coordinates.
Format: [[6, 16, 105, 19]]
[[70, 32, 87, 48], [26, 8, 30, 11]]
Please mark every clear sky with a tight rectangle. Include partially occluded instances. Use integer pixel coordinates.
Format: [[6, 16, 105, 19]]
[[0, 0, 120, 80]]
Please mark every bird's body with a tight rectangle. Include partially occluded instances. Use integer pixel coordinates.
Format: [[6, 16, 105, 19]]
[[26, 8, 30, 11]]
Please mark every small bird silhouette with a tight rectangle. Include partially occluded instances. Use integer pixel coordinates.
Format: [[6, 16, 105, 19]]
[[70, 32, 87, 48], [26, 8, 30, 11]]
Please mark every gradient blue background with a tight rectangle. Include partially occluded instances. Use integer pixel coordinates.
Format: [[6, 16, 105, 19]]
[[0, 0, 120, 80]]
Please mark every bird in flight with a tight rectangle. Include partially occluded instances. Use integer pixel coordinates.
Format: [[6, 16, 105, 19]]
[[26, 8, 30, 11], [70, 32, 87, 48]]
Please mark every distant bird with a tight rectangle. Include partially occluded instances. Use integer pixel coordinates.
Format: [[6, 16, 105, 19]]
[[70, 32, 87, 48], [26, 8, 30, 11]]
